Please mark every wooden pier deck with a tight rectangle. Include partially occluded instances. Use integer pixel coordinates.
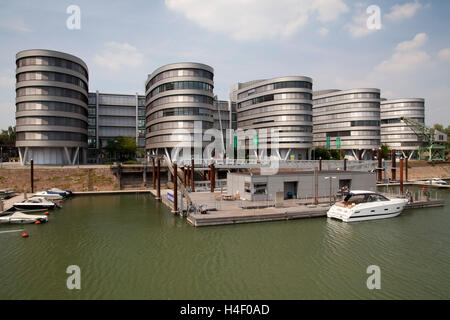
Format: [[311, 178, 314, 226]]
[[145, 190, 444, 227]]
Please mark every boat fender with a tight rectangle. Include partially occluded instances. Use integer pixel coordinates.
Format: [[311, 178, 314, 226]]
[[21, 233, 29, 238], [44, 211, 50, 215], [35, 220, 41, 224]]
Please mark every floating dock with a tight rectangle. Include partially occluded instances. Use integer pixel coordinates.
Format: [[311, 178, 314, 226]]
[[149, 189, 445, 227]]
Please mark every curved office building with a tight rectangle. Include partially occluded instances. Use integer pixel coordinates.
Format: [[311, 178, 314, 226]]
[[381, 98, 425, 159], [313, 89, 381, 160], [234, 77, 313, 160], [15, 49, 89, 165], [145, 62, 214, 160]]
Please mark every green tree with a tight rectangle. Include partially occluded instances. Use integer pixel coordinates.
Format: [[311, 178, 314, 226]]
[[381, 144, 391, 159], [104, 136, 138, 162], [330, 149, 344, 160], [314, 147, 331, 160], [0, 126, 16, 146]]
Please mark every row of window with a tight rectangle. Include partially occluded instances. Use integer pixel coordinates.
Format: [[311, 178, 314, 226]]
[[317, 139, 380, 146], [383, 142, 421, 147], [314, 111, 380, 122], [238, 81, 312, 99], [239, 93, 312, 109], [239, 104, 312, 118], [17, 71, 88, 90], [17, 87, 88, 104], [381, 102, 424, 109], [239, 115, 312, 127], [16, 131, 87, 142], [16, 102, 88, 117], [146, 68, 213, 91], [148, 134, 193, 143], [257, 137, 313, 143], [314, 120, 380, 130], [313, 102, 380, 114], [381, 126, 416, 132], [149, 81, 213, 98], [381, 110, 424, 118], [380, 134, 419, 140], [314, 92, 380, 105], [147, 107, 213, 122], [149, 121, 213, 132], [380, 118, 424, 125], [17, 56, 88, 78], [148, 94, 214, 109], [324, 130, 380, 137], [17, 116, 88, 128]]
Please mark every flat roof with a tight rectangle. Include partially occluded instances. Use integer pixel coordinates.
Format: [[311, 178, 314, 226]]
[[229, 169, 371, 177]]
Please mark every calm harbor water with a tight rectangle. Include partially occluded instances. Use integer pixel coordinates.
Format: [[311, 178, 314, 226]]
[[0, 186, 449, 300]]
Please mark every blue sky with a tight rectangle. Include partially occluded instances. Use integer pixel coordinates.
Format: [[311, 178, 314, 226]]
[[1, 0, 449, 129]]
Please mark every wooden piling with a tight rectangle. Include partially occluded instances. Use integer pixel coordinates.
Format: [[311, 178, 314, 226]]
[[191, 158, 195, 192], [377, 149, 382, 183], [30, 159, 34, 193], [173, 162, 178, 213], [156, 158, 161, 200], [405, 158, 408, 181], [152, 157, 156, 189], [210, 163, 215, 193], [400, 158, 404, 194], [391, 149, 396, 181]]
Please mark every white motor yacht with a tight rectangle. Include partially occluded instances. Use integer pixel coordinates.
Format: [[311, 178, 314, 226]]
[[327, 190, 408, 222], [31, 191, 63, 200], [0, 211, 48, 224], [425, 178, 447, 186], [14, 197, 57, 210]]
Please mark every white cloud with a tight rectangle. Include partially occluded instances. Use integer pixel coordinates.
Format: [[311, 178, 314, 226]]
[[375, 33, 430, 72], [165, 0, 348, 41], [385, 1, 422, 22], [438, 48, 450, 61], [345, 11, 377, 38], [317, 27, 329, 36], [396, 32, 427, 51], [94, 42, 144, 71]]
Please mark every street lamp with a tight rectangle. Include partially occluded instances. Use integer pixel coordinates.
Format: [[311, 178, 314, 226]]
[[324, 176, 337, 206]]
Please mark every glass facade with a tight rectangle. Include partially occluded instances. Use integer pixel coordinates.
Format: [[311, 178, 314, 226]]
[[15, 50, 89, 165], [312, 89, 381, 157], [145, 63, 215, 153]]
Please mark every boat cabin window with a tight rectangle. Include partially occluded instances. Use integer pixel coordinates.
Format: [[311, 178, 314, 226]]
[[344, 193, 389, 204]]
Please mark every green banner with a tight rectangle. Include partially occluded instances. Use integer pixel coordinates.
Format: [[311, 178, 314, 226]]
[[336, 137, 341, 149], [253, 134, 258, 148], [326, 136, 331, 150]]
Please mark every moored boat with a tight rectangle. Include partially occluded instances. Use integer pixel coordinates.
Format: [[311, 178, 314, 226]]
[[327, 190, 408, 222], [48, 188, 72, 197], [0, 211, 48, 224], [14, 197, 57, 210], [31, 191, 63, 200]]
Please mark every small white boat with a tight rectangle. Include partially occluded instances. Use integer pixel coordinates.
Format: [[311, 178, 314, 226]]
[[424, 178, 447, 186], [14, 197, 57, 210], [48, 188, 72, 197], [327, 190, 408, 223], [31, 191, 63, 200], [0, 211, 48, 224]]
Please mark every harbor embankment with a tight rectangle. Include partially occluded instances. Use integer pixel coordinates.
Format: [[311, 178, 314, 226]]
[[0, 161, 449, 193]]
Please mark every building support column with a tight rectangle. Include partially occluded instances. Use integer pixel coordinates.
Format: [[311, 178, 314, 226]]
[[391, 149, 396, 181]]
